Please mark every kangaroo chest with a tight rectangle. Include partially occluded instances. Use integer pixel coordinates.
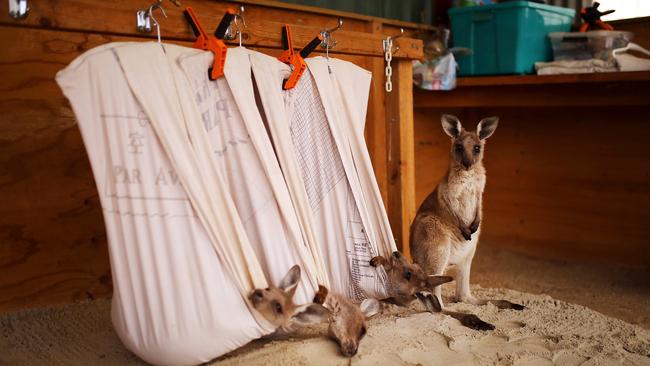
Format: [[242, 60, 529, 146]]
[[443, 173, 485, 225]]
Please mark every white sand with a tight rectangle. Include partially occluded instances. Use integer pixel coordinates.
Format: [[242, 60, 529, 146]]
[[214, 286, 650, 366], [2, 286, 649, 365]]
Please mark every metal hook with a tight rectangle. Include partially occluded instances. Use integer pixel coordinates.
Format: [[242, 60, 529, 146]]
[[8, 0, 29, 19], [389, 28, 404, 42], [320, 18, 343, 50], [224, 5, 246, 45], [383, 28, 404, 53], [148, 3, 167, 43], [136, 0, 178, 34]]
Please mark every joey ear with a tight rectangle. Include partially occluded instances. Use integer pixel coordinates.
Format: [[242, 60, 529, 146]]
[[291, 303, 330, 326], [369, 256, 391, 271], [313, 285, 329, 305], [477, 116, 499, 140], [426, 275, 454, 288], [441, 114, 462, 138], [415, 292, 442, 313], [278, 265, 301, 297], [359, 298, 380, 318]]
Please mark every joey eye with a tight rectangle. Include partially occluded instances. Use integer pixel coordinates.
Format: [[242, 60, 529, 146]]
[[455, 144, 464, 152], [359, 326, 367, 338], [473, 145, 481, 154], [272, 301, 283, 314], [404, 270, 412, 281]]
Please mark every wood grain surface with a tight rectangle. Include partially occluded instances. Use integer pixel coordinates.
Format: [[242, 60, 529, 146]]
[[0, 1, 421, 312], [414, 106, 650, 267]]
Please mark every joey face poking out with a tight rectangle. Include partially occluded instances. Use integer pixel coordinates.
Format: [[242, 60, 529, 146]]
[[441, 114, 499, 171], [249, 265, 328, 330], [370, 251, 453, 303], [314, 285, 380, 358]]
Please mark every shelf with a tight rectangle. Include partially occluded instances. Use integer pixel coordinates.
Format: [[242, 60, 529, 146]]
[[414, 71, 650, 108], [455, 71, 650, 87]]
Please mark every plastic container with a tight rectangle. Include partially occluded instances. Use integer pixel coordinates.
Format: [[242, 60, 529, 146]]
[[449, 1, 575, 75], [549, 31, 633, 61]]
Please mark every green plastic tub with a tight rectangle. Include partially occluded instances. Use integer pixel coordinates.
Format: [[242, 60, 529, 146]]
[[449, 1, 575, 75]]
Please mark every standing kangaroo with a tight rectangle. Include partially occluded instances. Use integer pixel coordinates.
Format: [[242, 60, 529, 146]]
[[410, 115, 523, 329]]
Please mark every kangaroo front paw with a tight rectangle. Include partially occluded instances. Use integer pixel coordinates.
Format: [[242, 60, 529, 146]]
[[460, 314, 495, 331], [369, 256, 384, 267], [460, 227, 472, 241], [469, 221, 480, 235]]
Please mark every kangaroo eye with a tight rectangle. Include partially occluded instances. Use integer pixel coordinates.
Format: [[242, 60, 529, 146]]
[[473, 145, 481, 154], [272, 301, 283, 314], [359, 326, 367, 338], [455, 144, 464, 152], [404, 271, 412, 281]]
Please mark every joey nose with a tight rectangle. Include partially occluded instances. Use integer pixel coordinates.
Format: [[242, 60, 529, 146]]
[[340, 341, 358, 357], [392, 251, 402, 259]]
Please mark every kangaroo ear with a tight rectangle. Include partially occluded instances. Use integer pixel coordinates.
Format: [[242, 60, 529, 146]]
[[291, 303, 330, 326], [415, 292, 442, 313], [477, 116, 499, 140], [278, 265, 301, 297], [369, 255, 391, 271], [359, 298, 381, 318], [426, 275, 453, 288], [441, 114, 462, 138], [313, 285, 329, 305]]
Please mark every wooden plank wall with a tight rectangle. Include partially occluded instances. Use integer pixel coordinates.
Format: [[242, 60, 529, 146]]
[[0, 0, 423, 312], [414, 106, 650, 267], [413, 19, 650, 268]]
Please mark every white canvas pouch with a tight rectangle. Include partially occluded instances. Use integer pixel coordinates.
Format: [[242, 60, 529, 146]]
[[56, 42, 274, 365], [249, 52, 392, 301], [175, 47, 328, 302]]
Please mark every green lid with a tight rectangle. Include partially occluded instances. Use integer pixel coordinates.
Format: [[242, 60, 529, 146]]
[[449, 1, 576, 17]]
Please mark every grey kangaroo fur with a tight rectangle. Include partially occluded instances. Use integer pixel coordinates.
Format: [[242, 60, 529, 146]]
[[409, 114, 524, 330]]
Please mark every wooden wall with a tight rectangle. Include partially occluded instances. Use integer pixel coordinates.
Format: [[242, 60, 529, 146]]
[[0, 0, 424, 313], [413, 18, 650, 267], [414, 106, 650, 267]]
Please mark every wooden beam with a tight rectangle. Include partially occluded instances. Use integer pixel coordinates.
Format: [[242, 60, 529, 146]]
[[365, 20, 388, 207], [387, 59, 416, 257], [0, 0, 423, 59], [238, 0, 437, 32], [414, 80, 650, 108]]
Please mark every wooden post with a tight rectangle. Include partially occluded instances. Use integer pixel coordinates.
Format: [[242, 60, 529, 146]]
[[365, 21, 389, 206], [387, 59, 416, 258]]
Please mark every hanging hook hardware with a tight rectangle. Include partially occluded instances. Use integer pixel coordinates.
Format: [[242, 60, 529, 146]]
[[136, 0, 179, 34], [224, 5, 246, 45], [8, 0, 29, 19], [320, 18, 342, 50]]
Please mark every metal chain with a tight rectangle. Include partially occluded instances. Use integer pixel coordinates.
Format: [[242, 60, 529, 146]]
[[383, 37, 393, 93]]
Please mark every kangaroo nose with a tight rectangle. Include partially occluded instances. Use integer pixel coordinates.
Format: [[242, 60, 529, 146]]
[[392, 251, 402, 259], [341, 341, 358, 357]]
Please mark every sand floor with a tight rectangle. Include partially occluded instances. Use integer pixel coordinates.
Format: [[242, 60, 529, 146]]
[[472, 245, 650, 330], [1, 246, 649, 365]]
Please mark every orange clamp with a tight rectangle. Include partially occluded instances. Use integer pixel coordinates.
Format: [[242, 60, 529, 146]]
[[184, 7, 236, 80], [277, 25, 323, 90]]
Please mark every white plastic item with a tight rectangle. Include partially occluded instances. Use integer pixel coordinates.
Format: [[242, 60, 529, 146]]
[[613, 42, 650, 72], [549, 31, 632, 61]]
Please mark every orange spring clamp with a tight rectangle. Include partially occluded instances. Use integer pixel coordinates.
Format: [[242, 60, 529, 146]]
[[277, 25, 323, 90], [184, 7, 236, 80]]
